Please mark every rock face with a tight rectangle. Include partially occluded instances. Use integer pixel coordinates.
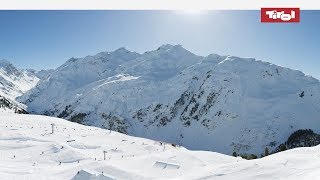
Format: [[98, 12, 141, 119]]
[[0, 95, 28, 114], [0, 60, 39, 113], [18, 44, 320, 156], [274, 129, 320, 154]]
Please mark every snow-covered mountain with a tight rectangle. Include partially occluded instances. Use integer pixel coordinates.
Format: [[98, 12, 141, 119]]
[[27, 68, 55, 80], [1, 113, 320, 180], [0, 60, 39, 113], [18, 44, 320, 157]]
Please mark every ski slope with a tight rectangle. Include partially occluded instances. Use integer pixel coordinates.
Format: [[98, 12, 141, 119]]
[[0, 114, 319, 179]]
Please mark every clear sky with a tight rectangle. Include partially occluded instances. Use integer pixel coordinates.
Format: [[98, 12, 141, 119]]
[[0, 10, 319, 79]]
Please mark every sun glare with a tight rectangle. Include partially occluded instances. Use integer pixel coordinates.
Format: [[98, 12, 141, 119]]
[[182, 10, 204, 15], [175, 9, 211, 17]]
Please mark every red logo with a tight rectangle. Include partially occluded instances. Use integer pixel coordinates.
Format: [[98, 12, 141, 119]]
[[261, 8, 300, 23]]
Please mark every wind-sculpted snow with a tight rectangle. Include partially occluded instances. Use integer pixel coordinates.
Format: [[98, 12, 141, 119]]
[[1, 114, 320, 179], [19, 44, 320, 157]]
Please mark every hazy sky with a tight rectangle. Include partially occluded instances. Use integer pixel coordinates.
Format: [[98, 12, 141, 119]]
[[0, 10, 319, 79]]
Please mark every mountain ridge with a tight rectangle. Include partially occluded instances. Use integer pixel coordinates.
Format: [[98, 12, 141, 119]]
[[0, 60, 40, 113], [17, 44, 320, 156]]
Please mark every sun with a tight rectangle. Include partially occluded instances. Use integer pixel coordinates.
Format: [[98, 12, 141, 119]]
[[181, 10, 205, 15], [175, 9, 209, 16]]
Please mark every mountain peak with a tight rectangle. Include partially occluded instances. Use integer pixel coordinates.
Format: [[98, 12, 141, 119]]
[[113, 47, 131, 54], [0, 59, 12, 68], [0, 59, 22, 77], [203, 53, 226, 64], [18, 45, 320, 157], [157, 44, 183, 51]]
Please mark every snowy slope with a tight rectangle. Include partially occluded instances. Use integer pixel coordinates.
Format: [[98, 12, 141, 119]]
[[0, 114, 320, 180], [0, 60, 39, 113], [19, 45, 320, 156], [27, 69, 54, 80]]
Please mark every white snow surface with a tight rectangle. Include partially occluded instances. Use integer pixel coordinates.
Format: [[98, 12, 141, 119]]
[[1, 114, 320, 180], [18, 44, 320, 156]]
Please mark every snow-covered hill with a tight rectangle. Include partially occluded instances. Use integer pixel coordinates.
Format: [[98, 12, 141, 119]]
[[0, 114, 320, 180], [0, 60, 39, 113], [18, 44, 320, 156]]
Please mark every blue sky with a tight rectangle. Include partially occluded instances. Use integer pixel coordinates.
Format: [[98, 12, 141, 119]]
[[0, 10, 319, 79]]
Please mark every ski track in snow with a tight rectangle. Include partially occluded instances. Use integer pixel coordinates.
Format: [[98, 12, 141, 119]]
[[0, 114, 320, 179]]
